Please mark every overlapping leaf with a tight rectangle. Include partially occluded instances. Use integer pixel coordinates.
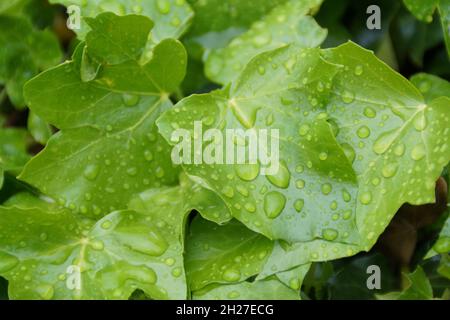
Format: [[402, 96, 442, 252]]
[[129, 172, 232, 226], [323, 42, 450, 251], [204, 0, 326, 84], [158, 45, 360, 247], [20, 13, 187, 218], [0, 192, 188, 299], [263, 42, 450, 277], [185, 217, 272, 290], [159, 41, 450, 278], [51, 0, 193, 42]]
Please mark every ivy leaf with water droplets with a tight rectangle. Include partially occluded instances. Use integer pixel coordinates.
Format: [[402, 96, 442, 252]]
[[192, 278, 299, 300], [0, 203, 188, 299], [204, 0, 326, 84], [259, 48, 450, 276], [158, 45, 360, 246], [129, 172, 232, 226], [51, 0, 193, 42], [323, 42, 450, 251], [0, 128, 30, 189], [0, 15, 61, 108], [411, 73, 450, 102], [20, 13, 187, 217], [185, 216, 273, 291], [403, 0, 450, 57]]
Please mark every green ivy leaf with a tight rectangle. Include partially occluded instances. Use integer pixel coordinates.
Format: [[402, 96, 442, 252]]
[[0, 15, 61, 108], [185, 217, 272, 290], [20, 13, 187, 217], [51, 0, 193, 42], [159, 41, 450, 277], [129, 172, 232, 226], [411, 73, 450, 102], [192, 278, 299, 300], [323, 42, 450, 251], [0, 200, 188, 299], [204, 0, 326, 84], [158, 45, 360, 246], [377, 266, 433, 300]]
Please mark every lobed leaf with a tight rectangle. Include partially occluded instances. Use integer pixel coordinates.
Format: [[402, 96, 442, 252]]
[[411, 73, 450, 102], [159, 41, 450, 277], [20, 13, 187, 217], [323, 42, 450, 251], [0, 204, 188, 299], [158, 45, 360, 246]]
